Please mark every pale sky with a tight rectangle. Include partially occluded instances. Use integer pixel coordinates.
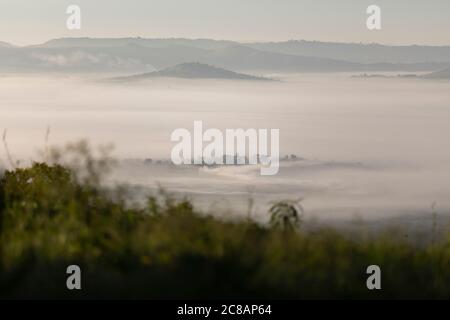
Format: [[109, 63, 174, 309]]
[[1, 0, 449, 46]]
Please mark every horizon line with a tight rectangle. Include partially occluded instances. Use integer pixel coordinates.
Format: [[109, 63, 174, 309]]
[[4, 36, 450, 48]]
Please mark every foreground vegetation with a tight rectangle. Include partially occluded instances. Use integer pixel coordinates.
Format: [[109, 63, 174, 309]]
[[0, 147, 449, 299]]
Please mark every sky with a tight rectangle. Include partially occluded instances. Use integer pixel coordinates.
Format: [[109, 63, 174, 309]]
[[0, 0, 449, 46]]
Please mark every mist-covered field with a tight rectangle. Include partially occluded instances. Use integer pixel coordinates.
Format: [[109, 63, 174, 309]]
[[1, 73, 450, 224]]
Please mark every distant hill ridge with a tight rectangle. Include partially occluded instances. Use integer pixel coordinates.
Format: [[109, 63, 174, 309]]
[[423, 67, 450, 79], [0, 41, 13, 48], [1, 37, 450, 73], [36, 37, 450, 64], [37, 37, 236, 50]]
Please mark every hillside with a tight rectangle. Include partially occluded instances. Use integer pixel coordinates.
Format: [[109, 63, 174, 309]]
[[37, 38, 450, 64], [111, 62, 272, 81], [37, 37, 236, 50], [248, 40, 450, 64], [423, 67, 450, 79], [0, 41, 13, 48], [1, 37, 449, 73]]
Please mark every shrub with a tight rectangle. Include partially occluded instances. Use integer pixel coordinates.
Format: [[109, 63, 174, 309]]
[[0, 162, 449, 299]]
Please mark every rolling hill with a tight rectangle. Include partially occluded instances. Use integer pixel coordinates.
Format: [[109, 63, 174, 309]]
[[1, 37, 449, 73], [247, 40, 450, 64], [110, 62, 272, 81], [0, 41, 13, 48], [423, 67, 450, 79]]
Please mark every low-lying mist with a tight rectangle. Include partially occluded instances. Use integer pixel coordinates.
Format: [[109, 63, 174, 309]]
[[1, 73, 450, 224]]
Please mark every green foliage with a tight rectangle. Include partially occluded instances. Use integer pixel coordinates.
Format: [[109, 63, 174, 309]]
[[0, 162, 449, 299]]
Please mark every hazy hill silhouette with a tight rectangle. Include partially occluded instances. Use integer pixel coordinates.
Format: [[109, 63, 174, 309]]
[[37, 38, 450, 64], [0, 41, 13, 47], [202, 45, 361, 72], [37, 37, 236, 50], [248, 40, 450, 64], [423, 67, 450, 79], [110, 62, 272, 81], [1, 37, 450, 73]]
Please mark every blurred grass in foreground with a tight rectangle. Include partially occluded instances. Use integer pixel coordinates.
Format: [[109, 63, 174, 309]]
[[0, 142, 449, 299]]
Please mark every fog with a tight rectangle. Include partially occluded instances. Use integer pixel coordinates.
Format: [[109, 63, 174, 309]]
[[1, 73, 450, 222]]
